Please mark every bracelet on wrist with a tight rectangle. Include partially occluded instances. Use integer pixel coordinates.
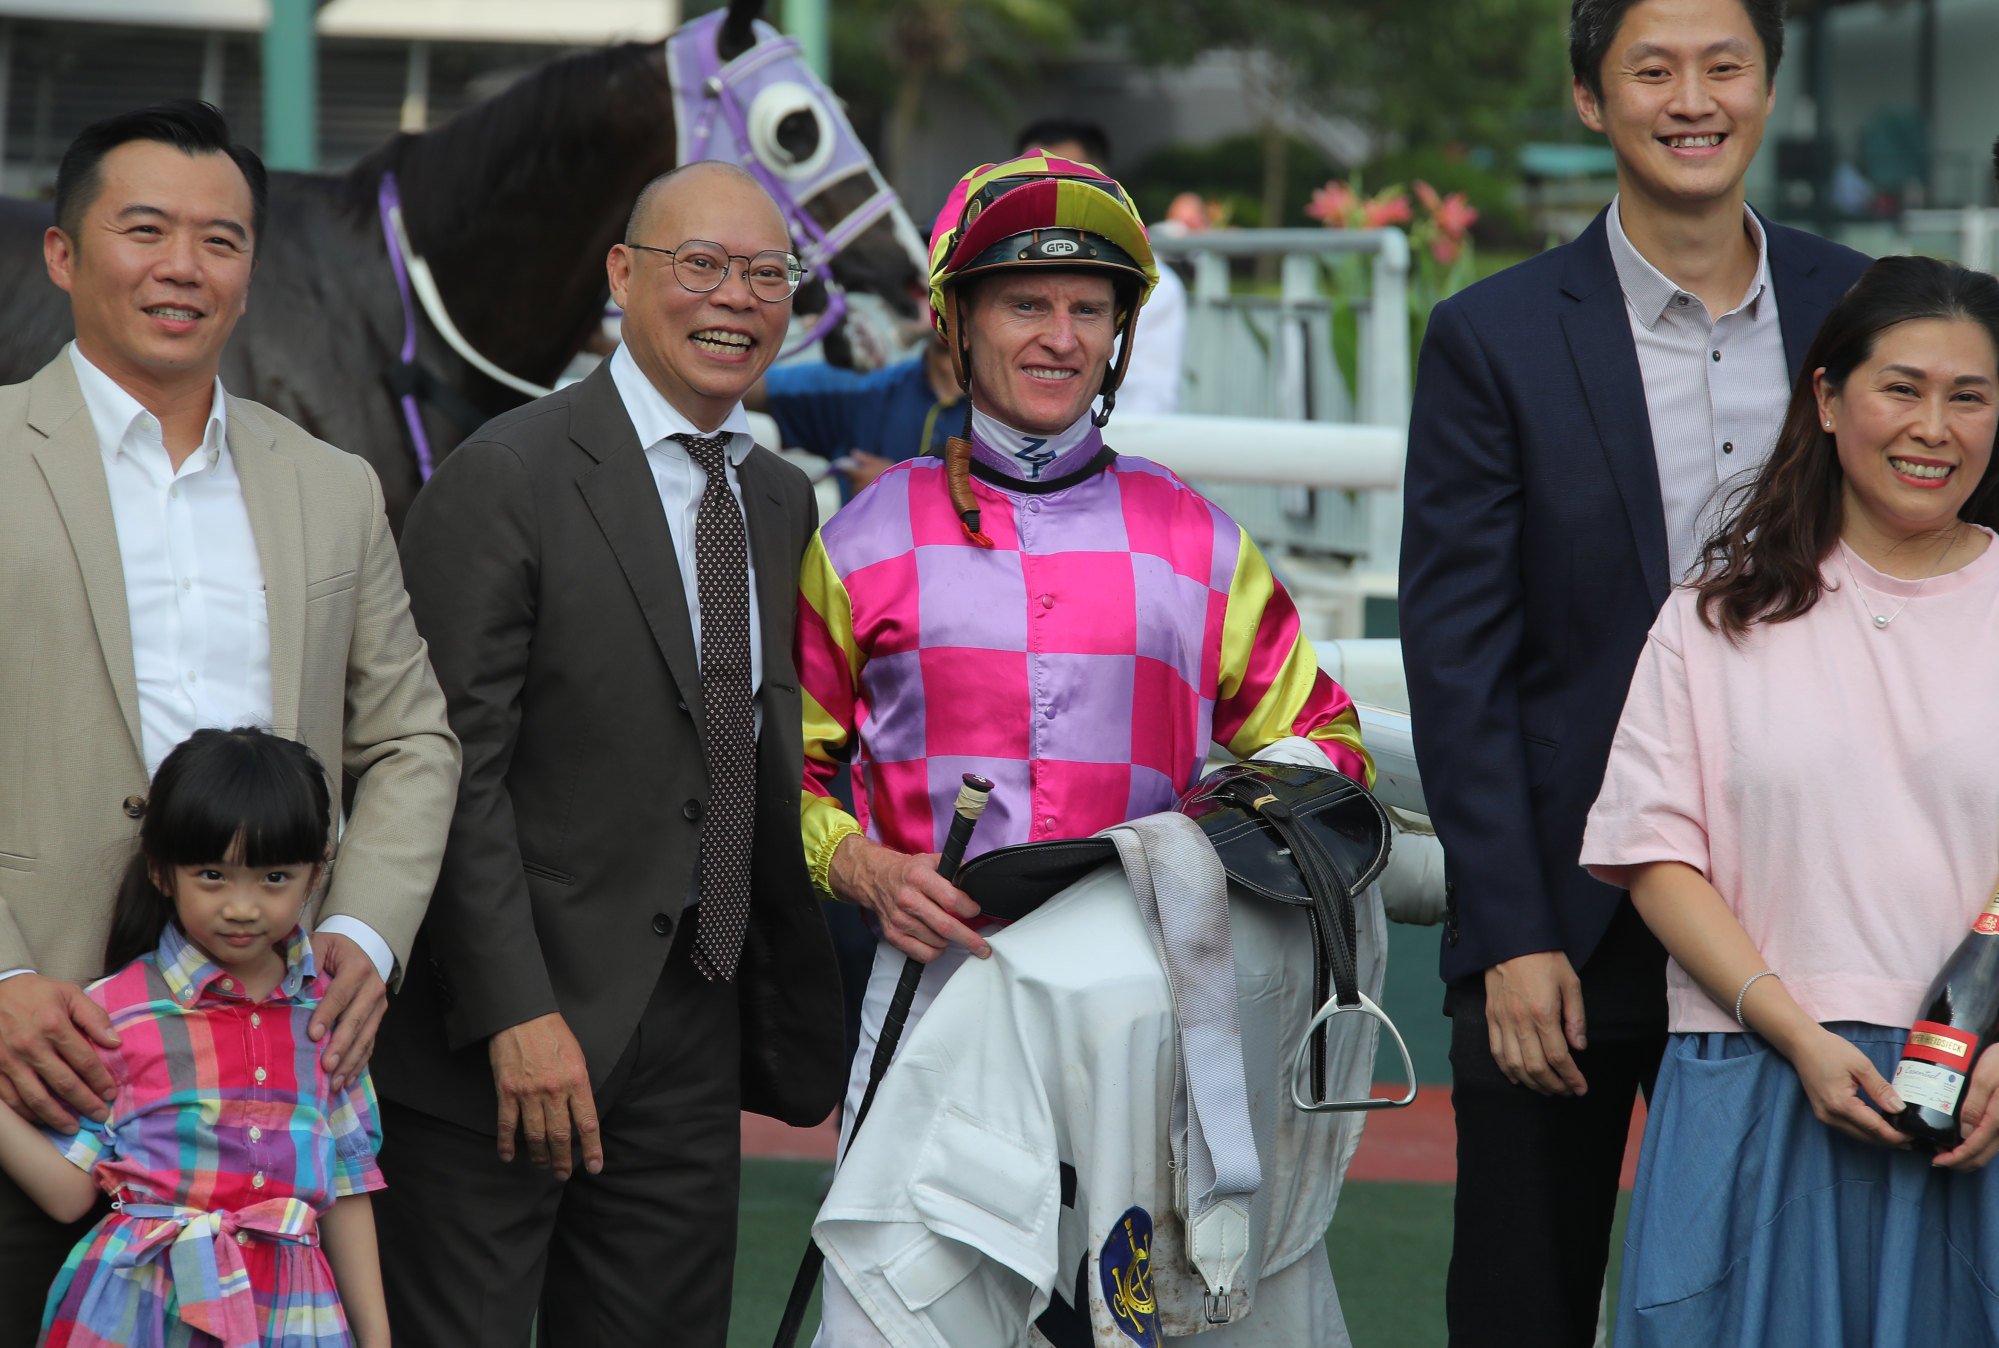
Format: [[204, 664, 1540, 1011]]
[[1734, 969, 1778, 1029]]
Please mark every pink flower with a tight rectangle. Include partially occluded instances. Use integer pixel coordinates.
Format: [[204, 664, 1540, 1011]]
[[1306, 180, 1357, 226], [1430, 233, 1464, 267], [1435, 191, 1480, 240], [1362, 191, 1413, 228], [1413, 179, 1441, 212]]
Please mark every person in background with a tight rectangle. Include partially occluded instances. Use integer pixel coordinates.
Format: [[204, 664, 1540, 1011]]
[[1397, 0, 1870, 1341], [749, 324, 961, 500], [1583, 255, 1999, 1344], [0, 100, 457, 1344], [0, 728, 390, 1347], [1014, 117, 1188, 415]]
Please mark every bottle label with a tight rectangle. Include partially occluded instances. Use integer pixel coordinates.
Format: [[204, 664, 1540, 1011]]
[[1977, 886, 1999, 934], [1892, 1059, 1969, 1117], [1904, 1021, 1977, 1071], [1895, 1020, 1979, 1115]]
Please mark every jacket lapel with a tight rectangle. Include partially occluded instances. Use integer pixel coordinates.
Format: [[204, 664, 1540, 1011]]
[[736, 449, 794, 678], [1764, 215, 1835, 380], [25, 357, 146, 765], [227, 397, 306, 736], [569, 363, 707, 719], [1558, 212, 1670, 605]]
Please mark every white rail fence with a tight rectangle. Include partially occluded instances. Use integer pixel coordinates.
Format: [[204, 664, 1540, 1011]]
[[1155, 227, 1411, 592]]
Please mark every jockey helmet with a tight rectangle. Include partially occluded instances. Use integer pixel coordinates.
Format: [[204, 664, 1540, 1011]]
[[926, 154, 1159, 419]]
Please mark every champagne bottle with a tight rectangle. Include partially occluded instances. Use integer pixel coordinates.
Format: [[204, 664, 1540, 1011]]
[[1892, 881, 1999, 1151]]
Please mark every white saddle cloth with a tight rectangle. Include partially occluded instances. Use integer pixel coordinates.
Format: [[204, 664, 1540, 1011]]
[[813, 851, 1387, 1346]]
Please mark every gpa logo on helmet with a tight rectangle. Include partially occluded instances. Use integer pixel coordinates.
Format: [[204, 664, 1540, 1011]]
[[1038, 238, 1081, 257]]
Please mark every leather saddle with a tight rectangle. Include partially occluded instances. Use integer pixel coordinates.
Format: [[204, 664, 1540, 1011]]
[[956, 761, 1417, 1112]]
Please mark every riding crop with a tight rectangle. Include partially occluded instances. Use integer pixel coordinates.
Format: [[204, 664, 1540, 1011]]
[[772, 772, 994, 1348]]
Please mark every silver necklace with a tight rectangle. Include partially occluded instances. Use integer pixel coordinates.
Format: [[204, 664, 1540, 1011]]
[[1839, 527, 1963, 629]]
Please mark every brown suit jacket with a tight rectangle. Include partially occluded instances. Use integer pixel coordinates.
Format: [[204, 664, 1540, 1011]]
[[373, 361, 845, 1131], [0, 352, 459, 986]]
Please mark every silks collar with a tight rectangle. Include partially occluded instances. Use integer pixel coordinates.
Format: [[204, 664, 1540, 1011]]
[[968, 407, 1103, 484]]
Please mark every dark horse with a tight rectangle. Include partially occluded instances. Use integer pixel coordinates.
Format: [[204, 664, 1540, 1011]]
[[0, 0, 922, 528]]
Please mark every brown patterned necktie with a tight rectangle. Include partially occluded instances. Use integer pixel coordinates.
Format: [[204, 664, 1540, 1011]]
[[674, 431, 756, 981]]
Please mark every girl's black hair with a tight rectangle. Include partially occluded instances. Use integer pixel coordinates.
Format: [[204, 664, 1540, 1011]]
[[103, 728, 333, 976]]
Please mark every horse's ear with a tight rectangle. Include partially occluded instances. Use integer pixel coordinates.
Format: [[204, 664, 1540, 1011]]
[[719, 0, 765, 61]]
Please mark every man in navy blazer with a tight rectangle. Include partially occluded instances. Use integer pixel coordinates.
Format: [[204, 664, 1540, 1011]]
[[1400, 0, 1870, 1342]]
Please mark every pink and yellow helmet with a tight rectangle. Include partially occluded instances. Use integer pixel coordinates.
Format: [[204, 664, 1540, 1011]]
[[926, 154, 1159, 408]]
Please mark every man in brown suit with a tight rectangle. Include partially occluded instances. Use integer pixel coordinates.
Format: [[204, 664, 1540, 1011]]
[[0, 102, 459, 1340], [371, 161, 845, 1345]]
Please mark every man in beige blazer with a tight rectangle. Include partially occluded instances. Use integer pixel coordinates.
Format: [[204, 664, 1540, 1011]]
[[0, 101, 458, 1338]]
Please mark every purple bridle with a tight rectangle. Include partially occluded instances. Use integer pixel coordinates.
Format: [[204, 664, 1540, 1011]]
[[377, 172, 436, 480], [668, 11, 909, 358], [376, 16, 912, 481]]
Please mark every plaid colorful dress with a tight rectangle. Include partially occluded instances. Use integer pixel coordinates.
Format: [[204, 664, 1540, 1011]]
[[37, 922, 385, 1348], [798, 414, 1373, 896]]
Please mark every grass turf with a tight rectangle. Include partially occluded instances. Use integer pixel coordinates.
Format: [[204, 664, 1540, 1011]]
[[729, 1160, 1631, 1347]]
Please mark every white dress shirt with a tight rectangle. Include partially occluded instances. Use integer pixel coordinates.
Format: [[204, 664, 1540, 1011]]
[[71, 343, 269, 779], [608, 343, 765, 730], [1606, 198, 1791, 586], [23, 344, 394, 983]]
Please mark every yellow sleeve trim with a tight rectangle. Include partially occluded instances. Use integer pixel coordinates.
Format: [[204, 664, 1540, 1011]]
[[1218, 533, 1376, 787], [800, 681, 864, 900], [803, 798, 862, 901], [800, 532, 863, 686], [1305, 710, 1375, 789], [1216, 527, 1273, 703]]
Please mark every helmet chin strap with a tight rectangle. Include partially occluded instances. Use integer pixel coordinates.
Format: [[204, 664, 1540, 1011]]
[[1094, 304, 1142, 427]]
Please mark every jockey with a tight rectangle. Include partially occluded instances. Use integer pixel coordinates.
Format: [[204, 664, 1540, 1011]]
[[794, 154, 1379, 1339]]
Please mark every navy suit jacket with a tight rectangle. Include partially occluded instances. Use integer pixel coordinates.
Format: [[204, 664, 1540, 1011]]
[[1400, 206, 1871, 991]]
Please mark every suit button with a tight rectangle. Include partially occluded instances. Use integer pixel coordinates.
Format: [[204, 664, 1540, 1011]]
[[122, 795, 146, 819], [651, 913, 672, 936], [683, 799, 704, 822]]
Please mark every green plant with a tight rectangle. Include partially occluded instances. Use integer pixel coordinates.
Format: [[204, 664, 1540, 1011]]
[[1304, 173, 1483, 394]]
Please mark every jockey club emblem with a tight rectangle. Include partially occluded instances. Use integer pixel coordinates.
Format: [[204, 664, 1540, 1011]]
[[1014, 435, 1057, 479], [1099, 1205, 1159, 1346]]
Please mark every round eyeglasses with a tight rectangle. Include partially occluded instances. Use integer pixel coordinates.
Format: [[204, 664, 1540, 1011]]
[[627, 239, 805, 303]]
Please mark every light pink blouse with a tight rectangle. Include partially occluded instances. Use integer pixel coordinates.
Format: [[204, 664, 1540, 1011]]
[[1582, 531, 1999, 1033]]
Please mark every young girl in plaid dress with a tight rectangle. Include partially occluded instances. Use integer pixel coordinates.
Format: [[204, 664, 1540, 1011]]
[[0, 728, 389, 1347]]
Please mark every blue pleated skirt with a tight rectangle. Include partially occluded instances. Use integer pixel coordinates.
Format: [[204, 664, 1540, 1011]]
[[1614, 1023, 1999, 1348]]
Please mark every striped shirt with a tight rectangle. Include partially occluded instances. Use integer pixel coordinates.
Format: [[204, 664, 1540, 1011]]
[[37, 922, 383, 1347], [1606, 197, 1790, 586], [797, 422, 1371, 898]]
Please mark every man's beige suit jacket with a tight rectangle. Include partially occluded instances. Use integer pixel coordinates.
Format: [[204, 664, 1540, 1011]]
[[0, 352, 459, 986]]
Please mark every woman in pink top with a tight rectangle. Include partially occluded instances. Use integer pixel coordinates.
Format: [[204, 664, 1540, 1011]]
[[1583, 257, 1999, 1346]]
